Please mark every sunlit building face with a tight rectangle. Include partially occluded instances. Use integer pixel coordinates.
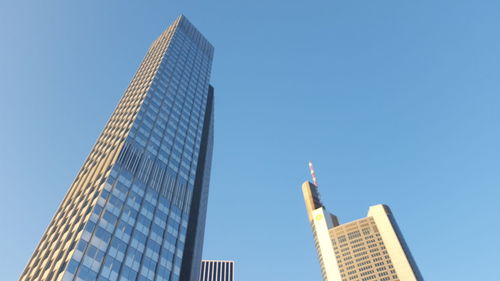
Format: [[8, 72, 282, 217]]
[[19, 15, 214, 281], [302, 181, 424, 281]]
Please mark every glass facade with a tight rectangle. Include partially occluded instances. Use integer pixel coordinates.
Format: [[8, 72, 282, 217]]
[[19, 15, 214, 281]]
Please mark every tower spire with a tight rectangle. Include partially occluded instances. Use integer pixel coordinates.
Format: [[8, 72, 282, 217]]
[[309, 161, 318, 186]]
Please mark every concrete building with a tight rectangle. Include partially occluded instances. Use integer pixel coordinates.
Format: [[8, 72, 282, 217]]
[[302, 181, 424, 281]]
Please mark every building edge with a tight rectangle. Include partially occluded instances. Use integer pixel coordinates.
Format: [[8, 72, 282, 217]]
[[368, 205, 424, 281], [180, 85, 215, 281]]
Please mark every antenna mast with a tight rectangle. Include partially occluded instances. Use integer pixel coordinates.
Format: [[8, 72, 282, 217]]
[[308, 161, 318, 186]]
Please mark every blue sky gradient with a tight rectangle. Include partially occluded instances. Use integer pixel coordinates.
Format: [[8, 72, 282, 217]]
[[1, 1, 500, 280]]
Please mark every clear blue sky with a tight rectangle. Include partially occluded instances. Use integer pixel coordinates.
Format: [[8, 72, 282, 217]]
[[1, 1, 500, 280]]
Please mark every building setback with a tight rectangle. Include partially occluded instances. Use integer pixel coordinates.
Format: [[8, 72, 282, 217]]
[[19, 15, 214, 281], [302, 181, 424, 281], [200, 261, 235, 281]]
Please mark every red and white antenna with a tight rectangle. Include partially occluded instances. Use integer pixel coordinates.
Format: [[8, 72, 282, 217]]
[[309, 161, 318, 186]]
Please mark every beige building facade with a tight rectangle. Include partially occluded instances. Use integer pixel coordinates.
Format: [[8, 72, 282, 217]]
[[302, 181, 423, 281]]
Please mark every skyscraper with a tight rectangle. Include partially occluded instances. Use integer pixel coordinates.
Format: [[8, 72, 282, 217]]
[[19, 15, 214, 281], [302, 181, 424, 281], [200, 260, 235, 281]]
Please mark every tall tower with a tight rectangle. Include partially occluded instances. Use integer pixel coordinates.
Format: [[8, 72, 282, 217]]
[[19, 15, 214, 281], [302, 181, 424, 281]]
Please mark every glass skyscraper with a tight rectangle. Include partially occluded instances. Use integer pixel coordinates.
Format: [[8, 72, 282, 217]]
[[19, 15, 214, 281]]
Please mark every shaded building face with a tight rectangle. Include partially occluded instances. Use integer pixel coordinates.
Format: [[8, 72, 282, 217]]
[[19, 15, 214, 281]]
